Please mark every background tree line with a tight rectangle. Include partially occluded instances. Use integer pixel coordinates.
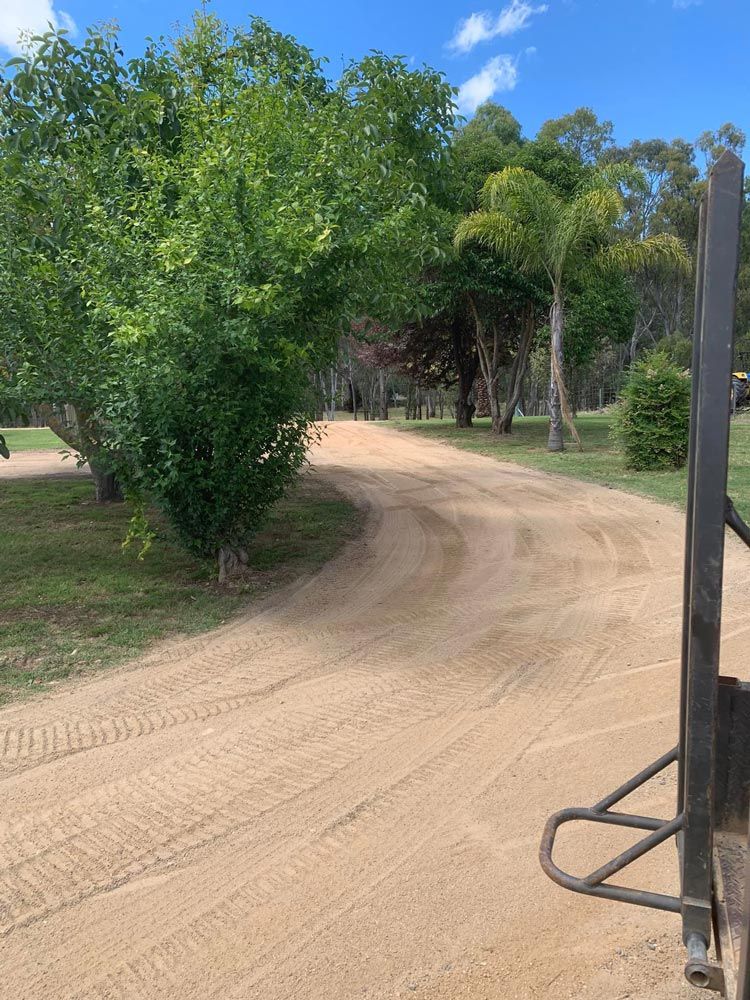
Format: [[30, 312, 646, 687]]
[[330, 103, 745, 449]]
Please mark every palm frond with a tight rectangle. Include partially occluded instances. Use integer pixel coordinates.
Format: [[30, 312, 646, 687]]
[[481, 166, 554, 209], [581, 162, 648, 196], [454, 210, 544, 274], [479, 166, 562, 238], [553, 186, 623, 272], [598, 233, 691, 274]]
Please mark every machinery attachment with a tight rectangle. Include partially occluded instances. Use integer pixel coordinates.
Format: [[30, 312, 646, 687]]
[[540, 150, 748, 997]]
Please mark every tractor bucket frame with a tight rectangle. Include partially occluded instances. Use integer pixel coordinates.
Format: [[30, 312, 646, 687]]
[[540, 150, 748, 997]]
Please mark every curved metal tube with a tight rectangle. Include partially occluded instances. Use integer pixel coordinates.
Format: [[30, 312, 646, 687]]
[[539, 807, 682, 913]]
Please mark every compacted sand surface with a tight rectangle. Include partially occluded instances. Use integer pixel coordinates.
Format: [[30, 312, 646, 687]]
[[2, 422, 746, 999], [0, 448, 87, 479]]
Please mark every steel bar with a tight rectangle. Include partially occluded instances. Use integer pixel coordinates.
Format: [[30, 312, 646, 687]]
[[596, 811, 670, 831], [539, 807, 682, 913], [679, 196, 708, 817], [584, 814, 683, 887], [592, 746, 678, 814], [546, 805, 664, 832], [685, 932, 724, 993], [681, 150, 744, 944], [726, 496, 750, 550]]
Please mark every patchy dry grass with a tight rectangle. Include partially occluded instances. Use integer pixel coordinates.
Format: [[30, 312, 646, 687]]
[[0, 473, 361, 704]]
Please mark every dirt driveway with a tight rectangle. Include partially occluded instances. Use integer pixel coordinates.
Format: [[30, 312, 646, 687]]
[[3, 422, 747, 999], [0, 449, 88, 479]]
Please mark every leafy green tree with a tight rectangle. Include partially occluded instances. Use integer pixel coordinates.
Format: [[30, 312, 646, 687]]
[[461, 101, 522, 147], [0, 14, 455, 574], [451, 102, 524, 212], [455, 167, 689, 450], [605, 138, 700, 355], [411, 114, 554, 432], [510, 137, 589, 197], [537, 107, 614, 165], [564, 265, 637, 369], [696, 123, 746, 170], [0, 25, 180, 499]]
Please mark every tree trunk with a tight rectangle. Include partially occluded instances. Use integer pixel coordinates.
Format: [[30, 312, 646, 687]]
[[547, 289, 581, 452], [468, 296, 503, 435], [488, 390, 501, 433], [455, 392, 475, 428], [628, 324, 640, 362], [378, 369, 388, 420], [451, 318, 478, 428], [498, 305, 535, 435], [474, 375, 491, 418], [40, 403, 124, 502], [548, 371, 564, 451], [90, 464, 124, 503], [217, 544, 249, 584], [314, 372, 325, 421], [328, 366, 337, 420], [547, 293, 565, 452]]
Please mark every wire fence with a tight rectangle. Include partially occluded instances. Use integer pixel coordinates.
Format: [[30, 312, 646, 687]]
[[508, 374, 624, 418]]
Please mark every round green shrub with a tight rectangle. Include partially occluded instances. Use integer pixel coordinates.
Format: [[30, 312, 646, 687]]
[[613, 351, 691, 470]]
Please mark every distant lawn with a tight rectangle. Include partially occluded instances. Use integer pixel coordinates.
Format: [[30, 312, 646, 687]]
[[393, 412, 750, 521], [0, 474, 361, 704], [1, 426, 65, 451]]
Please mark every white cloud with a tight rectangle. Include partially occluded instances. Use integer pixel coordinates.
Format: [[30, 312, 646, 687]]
[[457, 54, 519, 114], [449, 1, 548, 54], [0, 0, 76, 55], [673, 0, 701, 7]]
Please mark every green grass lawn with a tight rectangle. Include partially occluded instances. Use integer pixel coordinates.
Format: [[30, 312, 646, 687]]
[[0, 474, 361, 705], [1, 426, 66, 451], [393, 412, 750, 521]]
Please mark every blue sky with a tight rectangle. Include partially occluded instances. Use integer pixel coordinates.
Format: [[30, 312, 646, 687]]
[[2, 1, 748, 153]]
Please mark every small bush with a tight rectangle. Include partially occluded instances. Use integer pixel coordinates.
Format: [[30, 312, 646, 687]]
[[613, 351, 691, 470]]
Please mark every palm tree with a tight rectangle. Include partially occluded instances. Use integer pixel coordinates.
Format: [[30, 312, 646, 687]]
[[454, 167, 689, 451]]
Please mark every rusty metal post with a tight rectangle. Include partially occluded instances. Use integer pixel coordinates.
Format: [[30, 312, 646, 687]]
[[680, 150, 744, 946]]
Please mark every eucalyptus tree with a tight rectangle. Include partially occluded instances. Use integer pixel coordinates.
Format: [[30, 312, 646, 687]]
[[696, 123, 746, 170], [605, 138, 700, 357], [455, 167, 689, 450], [537, 107, 614, 165]]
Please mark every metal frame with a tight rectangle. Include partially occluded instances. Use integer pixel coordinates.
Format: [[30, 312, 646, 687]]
[[540, 746, 682, 913], [539, 151, 745, 995]]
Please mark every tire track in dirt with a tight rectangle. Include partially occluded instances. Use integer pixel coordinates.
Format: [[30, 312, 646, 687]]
[[3, 423, 747, 1000], [40, 644, 599, 1000]]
